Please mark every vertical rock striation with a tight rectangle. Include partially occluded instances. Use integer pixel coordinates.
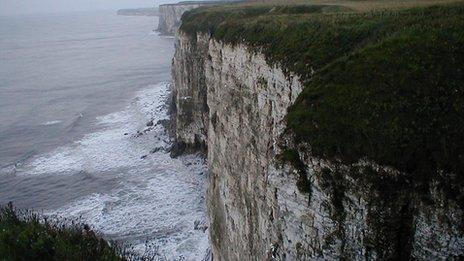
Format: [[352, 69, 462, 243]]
[[171, 31, 464, 260], [171, 33, 210, 152], [205, 38, 304, 260]]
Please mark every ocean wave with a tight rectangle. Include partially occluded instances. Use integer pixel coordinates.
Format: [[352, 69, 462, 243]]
[[42, 120, 62, 126], [18, 82, 209, 259]]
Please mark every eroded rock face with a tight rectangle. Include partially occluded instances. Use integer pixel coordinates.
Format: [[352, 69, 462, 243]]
[[157, 4, 200, 35], [171, 31, 464, 260], [171, 33, 210, 152], [205, 38, 304, 261]]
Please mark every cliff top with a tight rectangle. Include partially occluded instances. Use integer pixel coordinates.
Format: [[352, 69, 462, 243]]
[[180, 1, 464, 184], [159, 0, 244, 7]]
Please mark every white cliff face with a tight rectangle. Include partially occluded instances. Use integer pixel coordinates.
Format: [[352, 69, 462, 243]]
[[157, 4, 200, 35], [171, 32, 464, 260], [171, 33, 210, 151], [205, 38, 304, 260]]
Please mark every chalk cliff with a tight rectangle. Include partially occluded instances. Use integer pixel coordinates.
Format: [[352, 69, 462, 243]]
[[157, 3, 201, 35], [171, 12, 464, 261]]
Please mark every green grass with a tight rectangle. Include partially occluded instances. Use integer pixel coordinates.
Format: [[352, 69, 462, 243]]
[[180, 2, 464, 182], [0, 203, 125, 260], [285, 5, 464, 179], [180, 2, 463, 256]]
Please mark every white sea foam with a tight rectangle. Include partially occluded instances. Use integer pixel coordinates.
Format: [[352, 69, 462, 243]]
[[23, 82, 209, 260], [48, 154, 208, 260], [23, 83, 169, 175], [42, 120, 62, 125]]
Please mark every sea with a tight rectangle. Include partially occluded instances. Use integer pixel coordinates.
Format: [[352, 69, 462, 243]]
[[0, 11, 209, 260]]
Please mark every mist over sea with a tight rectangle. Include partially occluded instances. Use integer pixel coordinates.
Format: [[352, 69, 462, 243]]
[[0, 11, 208, 259]]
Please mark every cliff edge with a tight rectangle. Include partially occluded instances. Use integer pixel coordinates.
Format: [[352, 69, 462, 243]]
[[172, 2, 464, 260], [157, 3, 202, 35], [157, 1, 245, 36]]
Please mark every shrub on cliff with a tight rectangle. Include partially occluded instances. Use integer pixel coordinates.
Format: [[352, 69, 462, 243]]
[[0, 203, 125, 260]]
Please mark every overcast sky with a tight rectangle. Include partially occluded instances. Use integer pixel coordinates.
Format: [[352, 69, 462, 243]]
[[0, 0, 186, 15]]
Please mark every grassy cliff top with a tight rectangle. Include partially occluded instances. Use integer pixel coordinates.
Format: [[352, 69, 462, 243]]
[[180, 1, 464, 180], [160, 0, 246, 7]]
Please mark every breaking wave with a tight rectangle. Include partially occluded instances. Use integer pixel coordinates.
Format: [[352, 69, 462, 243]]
[[19, 82, 209, 260]]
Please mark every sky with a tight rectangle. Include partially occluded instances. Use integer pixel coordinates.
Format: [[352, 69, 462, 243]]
[[0, 0, 186, 15]]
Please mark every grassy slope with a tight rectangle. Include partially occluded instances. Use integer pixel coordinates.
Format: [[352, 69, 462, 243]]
[[0, 204, 124, 260], [180, 1, 464, 182]]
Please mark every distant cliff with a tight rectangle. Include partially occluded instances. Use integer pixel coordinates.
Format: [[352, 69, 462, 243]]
[[117, 8, 159, 16], [157, 1, 243, 36], [157, 3, 201, 35]]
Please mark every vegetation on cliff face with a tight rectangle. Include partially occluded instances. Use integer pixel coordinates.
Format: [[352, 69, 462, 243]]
[[180, 1, 464, 258], [286, 5, 464, 179], [178, 1, 464, 258], [278, 149, 312, 194], [180, 2, 464, 183], [0, 203, 124, 260]]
